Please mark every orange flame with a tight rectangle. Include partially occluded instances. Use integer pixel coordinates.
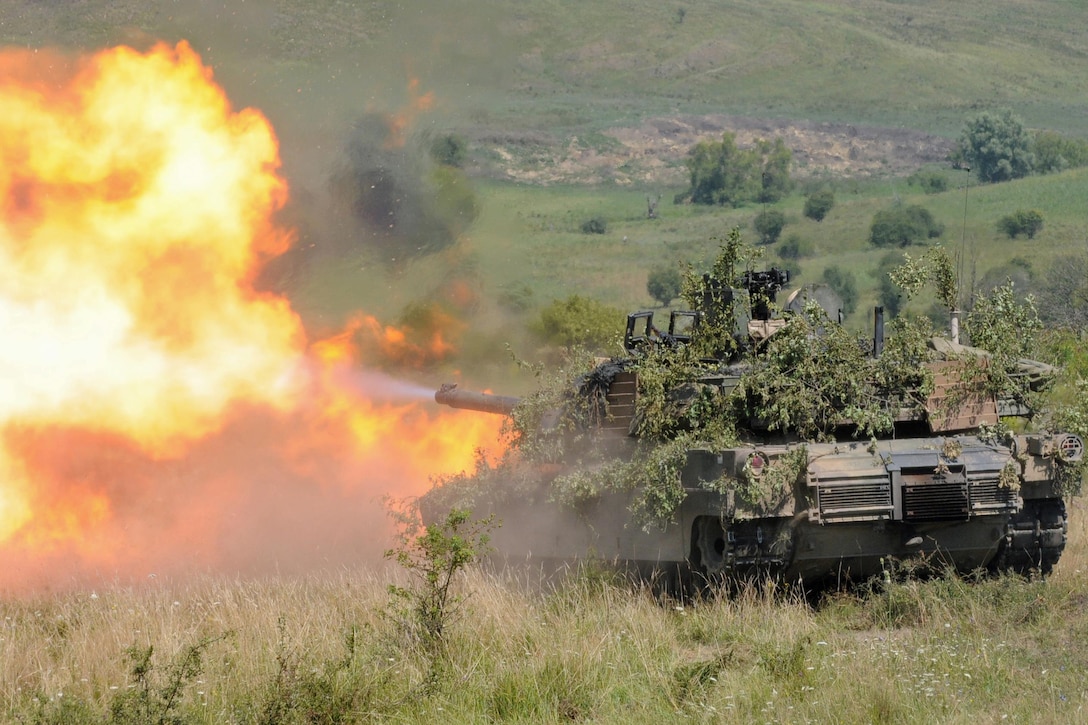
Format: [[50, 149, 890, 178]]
[[0, 42, 502, 590], [384, 77, 436, 148]]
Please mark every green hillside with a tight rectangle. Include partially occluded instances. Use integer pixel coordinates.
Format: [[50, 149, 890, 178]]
[[4, 1, 1087, 370], [5, 1, 1088, 136]]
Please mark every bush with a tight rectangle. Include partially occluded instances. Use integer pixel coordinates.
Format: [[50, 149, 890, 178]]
[[802, 189, 835, 221], [777, 234, 813, 260], [876, 252, 906, 317], [580, 216, 607, 234], [1037, 253, 1088, 329], [498, 283, 535, 312], [532, 295, 623, 350], [976, 257, 1034, 299], [997, 209, 1044, 239], [1032, 130, 1088, 174], [821, 265, 858, 316], [647, 265, 683, 306], [906, 170, 948, 194], [429, 133, 468, 167], [753, 209, 787, 244], [869, 205, 944, 247], [385, 506, 494, 654]]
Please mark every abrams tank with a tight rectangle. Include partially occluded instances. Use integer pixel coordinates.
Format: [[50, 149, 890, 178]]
[[421, 240, 1085, 590]]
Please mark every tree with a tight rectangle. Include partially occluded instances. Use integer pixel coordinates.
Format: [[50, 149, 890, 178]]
[[876, 252, 906, 317], [684, 132, 758, 206], [1036, 253, 1088, 330], [956, 109, 1034, 183], [868, 205, 944, 247], [803, 188, 835, 221], [753, 209, 786, 245], [647, 265, 682, 306], [1033, 130, 1088, 174], [682, 133, 792, 207], [756, 138, 793, 203], [976, 257, 1034, 301], [997, 209, 1044, 239]]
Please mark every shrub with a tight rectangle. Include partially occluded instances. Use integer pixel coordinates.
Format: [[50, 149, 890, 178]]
[[906, 170, 948, 194], [997, 209, 1044, 239], [1032, 130, 1088, 174], [429, 133, 468, 167], [802, 189, 835, 221], [647, 265, 683, 306], [580, 216, 607, 234], [532, 295, 623, 350], [777, 233, 813, 260], [753, 209, 786, 244], [876, 252, 906, 317], [110, 636, 227, 725], [821, 265, 858, 316], [869, 205, 944, 247], [385, 506, 495, 654], [498, 282, 535, 312]]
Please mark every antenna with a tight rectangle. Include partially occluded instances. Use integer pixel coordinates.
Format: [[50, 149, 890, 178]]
[[953, 165, 979, 343], [958, 166, 970, 311]]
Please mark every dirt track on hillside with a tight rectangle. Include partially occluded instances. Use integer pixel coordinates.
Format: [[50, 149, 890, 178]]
[[474, 115, 956, 186]]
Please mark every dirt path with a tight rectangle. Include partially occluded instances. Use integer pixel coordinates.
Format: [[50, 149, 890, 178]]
[[474, 115, 956, 186]]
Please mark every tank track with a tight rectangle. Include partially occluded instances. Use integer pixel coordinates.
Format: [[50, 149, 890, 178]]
[[992, 498, 1067, 576]]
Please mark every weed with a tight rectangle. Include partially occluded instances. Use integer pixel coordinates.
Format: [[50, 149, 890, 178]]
[[109, 633, 229, 725], [672, 652, 732, 705], [384, 504, 496, 657]]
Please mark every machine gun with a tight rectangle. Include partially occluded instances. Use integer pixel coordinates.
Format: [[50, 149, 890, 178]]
[[623, 267, 791, 353]]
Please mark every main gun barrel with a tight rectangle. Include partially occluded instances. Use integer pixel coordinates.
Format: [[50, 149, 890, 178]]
[[434, 383, 520, 415]]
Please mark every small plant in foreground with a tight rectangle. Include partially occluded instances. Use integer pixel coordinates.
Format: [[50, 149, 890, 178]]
[[385, 503, 496, 654], [109, 634, 229, 725]]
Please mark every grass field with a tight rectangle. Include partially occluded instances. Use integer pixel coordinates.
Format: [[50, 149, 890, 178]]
[[3, 500, 1088, 723]]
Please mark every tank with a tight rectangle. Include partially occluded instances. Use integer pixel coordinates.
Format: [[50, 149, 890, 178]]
[[421, 239, 1085, 591]]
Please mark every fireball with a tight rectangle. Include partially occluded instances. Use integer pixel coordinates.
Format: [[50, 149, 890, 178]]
[[0, 42, 502, 589]]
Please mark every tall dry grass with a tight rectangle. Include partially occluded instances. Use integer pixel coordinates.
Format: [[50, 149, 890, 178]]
[[3, 504, 1088, 722]]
